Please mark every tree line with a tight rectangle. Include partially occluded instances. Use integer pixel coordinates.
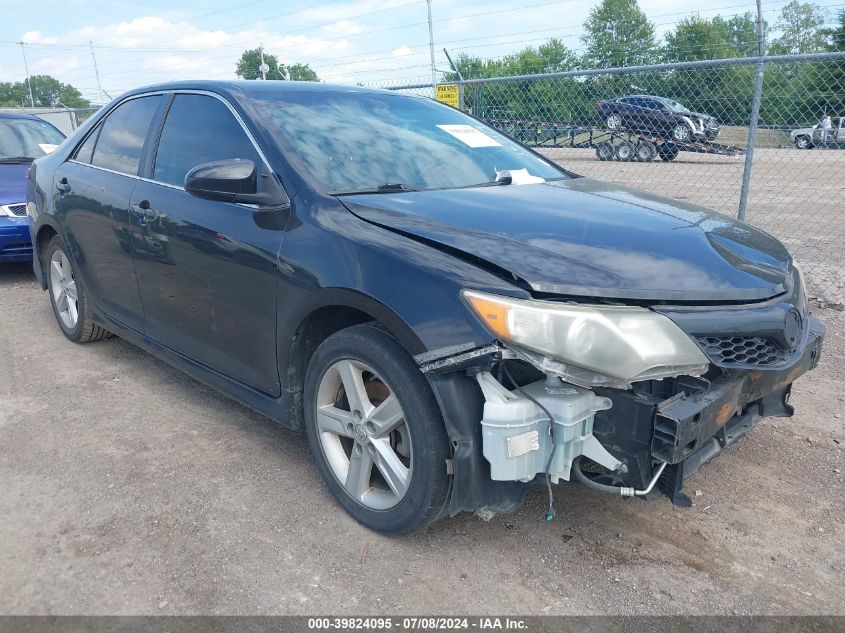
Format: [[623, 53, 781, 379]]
[[0, 48, 320, 109], [446, 0, 845, 127]]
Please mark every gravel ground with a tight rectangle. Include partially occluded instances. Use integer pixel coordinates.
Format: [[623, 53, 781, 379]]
[[0, 261, 843, 616]]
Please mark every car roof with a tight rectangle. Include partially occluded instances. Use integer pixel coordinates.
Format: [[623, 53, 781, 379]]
[[0, 111, 44, 121], [618, 94, 672, 101], [120, 80, 397, 102]]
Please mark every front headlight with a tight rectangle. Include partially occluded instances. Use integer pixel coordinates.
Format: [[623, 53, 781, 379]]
[[463, 290, 709, 388]]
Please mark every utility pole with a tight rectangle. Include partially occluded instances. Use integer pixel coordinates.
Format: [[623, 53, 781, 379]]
[[89, 41, 106, 105], [259, 44, 268, 80], [426, 0, 437, 91], [17, 41, 35, 107], [737, 0, 766, 222]]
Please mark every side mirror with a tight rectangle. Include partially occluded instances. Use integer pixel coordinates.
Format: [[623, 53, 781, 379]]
[[185, 159, 289, 208]]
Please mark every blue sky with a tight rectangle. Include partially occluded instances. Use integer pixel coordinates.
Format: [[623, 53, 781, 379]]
[[1, 0, 841, 103]]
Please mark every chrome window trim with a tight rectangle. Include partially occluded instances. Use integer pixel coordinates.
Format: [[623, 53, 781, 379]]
[[72, 91, 168, 168], [67, 88, 281, 202]]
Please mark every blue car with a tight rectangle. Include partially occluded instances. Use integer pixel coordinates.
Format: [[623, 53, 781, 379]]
[[0, 112, 65, 263]]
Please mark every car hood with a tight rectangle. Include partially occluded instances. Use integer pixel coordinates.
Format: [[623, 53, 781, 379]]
[[791, 127, 815, 137], [0, 163, 29, 205], [683, 111, 717, 123], [340, 178, 792, 302]]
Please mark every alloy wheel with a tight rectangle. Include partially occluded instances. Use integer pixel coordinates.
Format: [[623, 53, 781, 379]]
[[50, 249, 79, 329], [606, 114, 622, 129], [315, 359, 413, 510], [672, 124, 691, 141]]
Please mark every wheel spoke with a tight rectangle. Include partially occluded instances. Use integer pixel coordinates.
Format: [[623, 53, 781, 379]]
[[337, 361, 373, 418], [371, 437, 410, 499], [56, 291, 68, 312], [344, 448, 373, 500], [50, 259, 64, 286], [64, 281, 78, 302], [60, 253, 72, 279], [66, 295, 78, 325], [367, 394, 404, 437], [316, 405, 354, 437]]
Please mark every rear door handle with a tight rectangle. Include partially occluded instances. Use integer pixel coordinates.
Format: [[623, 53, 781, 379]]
[[56, 178, 71, 194], [131, 200, 159, 224]]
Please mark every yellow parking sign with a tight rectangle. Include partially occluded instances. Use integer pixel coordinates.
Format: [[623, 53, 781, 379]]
[[435, 84, 460, 109]]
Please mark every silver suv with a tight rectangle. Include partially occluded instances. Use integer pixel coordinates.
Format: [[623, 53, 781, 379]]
[[791, 116, 844, 148]]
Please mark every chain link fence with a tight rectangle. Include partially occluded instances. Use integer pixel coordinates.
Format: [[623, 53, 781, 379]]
[[370, 52, 845, 307], [0, 106, 99, 136]]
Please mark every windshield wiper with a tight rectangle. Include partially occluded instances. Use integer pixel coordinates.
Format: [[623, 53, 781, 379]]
[[459, 176, 514, 189], [0, 156, 36, 164], [330, 183, 420, 196]]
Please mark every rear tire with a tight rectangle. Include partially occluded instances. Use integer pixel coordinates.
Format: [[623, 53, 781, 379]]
[[44, 235, 111, 343], [657, 144, 680, 162], [615, 141, 636, 162], [303, 323, 451, 533], [605, 114, 622, 130], [596, 141, 614, 161], [635, 141, 656, 162]]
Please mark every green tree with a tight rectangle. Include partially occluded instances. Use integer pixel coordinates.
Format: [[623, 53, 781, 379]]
[[770, 1, 829, 54], [235, 48, 319, 81], [236, 48, 284, 80], [287, 63, 319, 81], [663, 13, 760, 61], [445, 40, 581, 121], [828, 9, 845, 51], [581, 0, 656, 68], [0, 75, 90, 108]]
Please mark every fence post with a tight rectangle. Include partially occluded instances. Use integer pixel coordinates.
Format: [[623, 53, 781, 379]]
[[737, 0, 766, 222]]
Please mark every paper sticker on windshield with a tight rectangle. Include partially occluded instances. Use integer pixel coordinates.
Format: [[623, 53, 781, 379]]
[[437, 125, 501, 148], [38, 144, 59, 154]]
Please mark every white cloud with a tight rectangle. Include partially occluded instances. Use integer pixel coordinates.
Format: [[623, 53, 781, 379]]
[[392, 45, 414, 58], [322, 20, 363, 36], [20, 31, 59, 45]]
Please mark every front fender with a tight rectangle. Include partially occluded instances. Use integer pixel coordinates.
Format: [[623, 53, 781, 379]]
[[277, 192, 529, 376]]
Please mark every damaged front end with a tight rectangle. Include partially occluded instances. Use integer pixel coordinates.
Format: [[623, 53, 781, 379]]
[[420, 275, 825, 519]]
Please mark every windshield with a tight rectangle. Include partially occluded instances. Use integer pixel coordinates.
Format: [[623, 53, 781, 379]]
[[661, 99, 689, 113], [250, 90, 566, 193], [0, 118, 65, 162]]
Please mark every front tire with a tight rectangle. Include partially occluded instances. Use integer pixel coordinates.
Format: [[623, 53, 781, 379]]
[[794, 135, 813, 149], [45, 235, 111, 343], [304, 323, 451, 533], [671, 123, 692, 142], [605, 114, 622, 130]]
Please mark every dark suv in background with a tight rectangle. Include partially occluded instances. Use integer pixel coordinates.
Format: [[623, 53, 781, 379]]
[[598, 95, 720, 142]]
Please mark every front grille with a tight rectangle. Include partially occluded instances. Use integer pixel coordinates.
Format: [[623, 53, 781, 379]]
[[2, 203, 27, 217], [696, 335, 789, 367]]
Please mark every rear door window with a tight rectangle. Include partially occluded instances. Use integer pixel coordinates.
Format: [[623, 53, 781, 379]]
[[152, 94, 261, 188], [91, 95, 162, 176], [74, 125, 101, 164]]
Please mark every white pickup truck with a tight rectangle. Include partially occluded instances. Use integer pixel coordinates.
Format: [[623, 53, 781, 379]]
[[791, 116, 844, 148]]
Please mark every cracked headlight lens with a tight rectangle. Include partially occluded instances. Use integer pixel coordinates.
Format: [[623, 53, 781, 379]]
[[463, 290, 709, 387]]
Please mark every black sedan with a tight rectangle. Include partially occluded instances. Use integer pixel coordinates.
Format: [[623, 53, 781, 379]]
[[597, 95, 720, 141], [28, 82, 822, 533]]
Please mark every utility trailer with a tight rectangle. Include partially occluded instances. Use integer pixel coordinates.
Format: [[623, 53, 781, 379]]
[[483, 118, 746, 163]]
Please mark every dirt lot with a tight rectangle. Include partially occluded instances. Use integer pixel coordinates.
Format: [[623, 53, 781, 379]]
[[544, 147, 845, 305], [0, 261, 843, 615]]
